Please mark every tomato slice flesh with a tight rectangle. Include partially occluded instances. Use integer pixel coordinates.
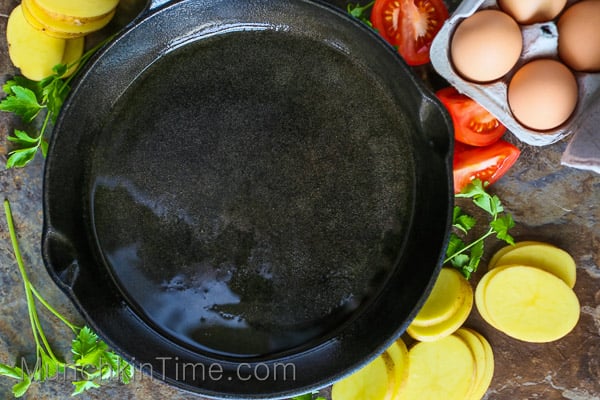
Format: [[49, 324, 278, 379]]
[[437, 87, 506, 147], [453, 140, 520, 193], [371, 0, 449, 66]]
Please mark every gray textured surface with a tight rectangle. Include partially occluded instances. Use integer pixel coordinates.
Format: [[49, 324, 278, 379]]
[[1, 0, 599, 399]]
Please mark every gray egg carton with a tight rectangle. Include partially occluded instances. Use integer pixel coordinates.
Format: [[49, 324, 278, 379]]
[[430, 0, 600, 173]]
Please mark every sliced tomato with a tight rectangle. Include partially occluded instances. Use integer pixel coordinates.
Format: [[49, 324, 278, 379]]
[[370, 0, 449, 66], [437, 87, 506, 147], [453, 140, 520, 193]]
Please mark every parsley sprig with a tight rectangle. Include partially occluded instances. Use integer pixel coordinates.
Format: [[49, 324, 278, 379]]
[[0, 37, 113, 168], [347, 1, 375, 27], [1, 199, 132, 397], [445, 179, 515, 279]]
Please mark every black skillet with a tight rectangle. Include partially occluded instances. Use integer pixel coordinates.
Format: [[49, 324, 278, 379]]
[[41, 0, 454, 398]]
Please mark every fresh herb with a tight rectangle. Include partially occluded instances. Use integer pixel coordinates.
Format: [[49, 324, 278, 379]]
[[0, 36, 113, 169], [347, 1, 375, 27], [445, 179, 515, 279], [0, 199, 132, 397]]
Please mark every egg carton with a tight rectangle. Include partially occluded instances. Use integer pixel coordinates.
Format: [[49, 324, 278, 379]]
[[430, 0, 600, 155]]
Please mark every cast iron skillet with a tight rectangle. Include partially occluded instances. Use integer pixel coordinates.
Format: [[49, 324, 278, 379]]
[[42, 0, 453, 398]]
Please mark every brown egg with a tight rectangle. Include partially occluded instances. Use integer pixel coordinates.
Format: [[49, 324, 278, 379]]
[[450, 10, 522, 83], [498, 0, 567, 24], [558, 0, 600, 72], [508, 59, 578, 131]]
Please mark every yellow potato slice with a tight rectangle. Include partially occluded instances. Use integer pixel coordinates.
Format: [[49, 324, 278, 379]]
[[469, 329, 495, 400], [24, 0, 115, 38], [455, 328, 494, 400], [332, 354, 394, 400], [484, 265, 580, 343], [34, 0, 119, 21], [407, 278, 473, 342], [412, 268, 470, 327], [492, 242, 576, 288], [474, 265, 514, 329], [402, 335, 476, 400], [487, 241, 544, 269], [61, 36, 85, 77], [385, 339, 410, 398], [7, 5, 66, 81], [21, 0, 79, 39]]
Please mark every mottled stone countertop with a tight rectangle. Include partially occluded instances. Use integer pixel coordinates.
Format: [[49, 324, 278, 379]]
[[0, 0, 599, 399]]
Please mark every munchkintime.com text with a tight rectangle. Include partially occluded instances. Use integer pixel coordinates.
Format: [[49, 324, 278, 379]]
[[17, 356, 298, 384]]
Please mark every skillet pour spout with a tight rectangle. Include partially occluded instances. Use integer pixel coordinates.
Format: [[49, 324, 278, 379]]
[[41, 0, 453, 397]]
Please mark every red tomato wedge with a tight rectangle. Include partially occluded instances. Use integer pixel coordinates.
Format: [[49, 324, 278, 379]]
[[437, 87, 506, 147], [453, 140, 520, 193], [370, 0, 449, 66]]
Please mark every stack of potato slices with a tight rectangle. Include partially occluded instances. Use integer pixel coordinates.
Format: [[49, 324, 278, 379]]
[[332, 329, 494, 400], [476, 241, 580, 343], [332, 268, 493, 400], [6, 0, 119, 80], [407, 267, 473, 342]]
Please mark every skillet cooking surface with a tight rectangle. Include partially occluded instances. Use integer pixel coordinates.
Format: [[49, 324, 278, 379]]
[[42, 0, 453, 397], [88, 30, 413, 357]]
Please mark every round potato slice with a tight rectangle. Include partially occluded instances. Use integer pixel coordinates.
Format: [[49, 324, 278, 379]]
[[7, 5, 66, 81], [455, 328, 494, 400], [484, 265, 580, 343], [403, 335, 476, 400], [61, 36, 85, 77], [491, 242, 576, 288], [474, 265, 514, 329], [331, 354, 393, 400], [407, 280, 473, 342], [487, 241, 544, 269], [385, 339, 410, 398], [34, 0, 119, 21], [24, 0, 115, 38], [412, 268, 470, 327], [469, 329, 495, 400]]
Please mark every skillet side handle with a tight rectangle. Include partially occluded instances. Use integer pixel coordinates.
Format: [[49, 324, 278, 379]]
[[41, 229, 81, 290], [418, 95, 454, 159]]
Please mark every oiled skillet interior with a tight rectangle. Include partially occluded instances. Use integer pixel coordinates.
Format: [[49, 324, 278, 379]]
[[88, 29, 414, 357]]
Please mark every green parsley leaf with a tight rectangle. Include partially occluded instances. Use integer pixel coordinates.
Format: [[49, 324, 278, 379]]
[[3, 76, 41, 99], [0, 364, 25, 380], [41, 77, 70, 122], [6, 147, 38, 169], [452, 206, 477, 234], [120, 362, 133, 384], [446, 233, 465, 257], [11, 375, 31, 398], [347, 1, 375, 27], [52, 63, 68, 78], [7, 129, 38, 145], [72, 326, 107, 367], [491, 214, 515, 244], [72, 380, 101, 396], [0, 86, 44, 122], [40, 139, 49, 158], [36, 351, 61, 381], [463, 240, 484, 279]]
